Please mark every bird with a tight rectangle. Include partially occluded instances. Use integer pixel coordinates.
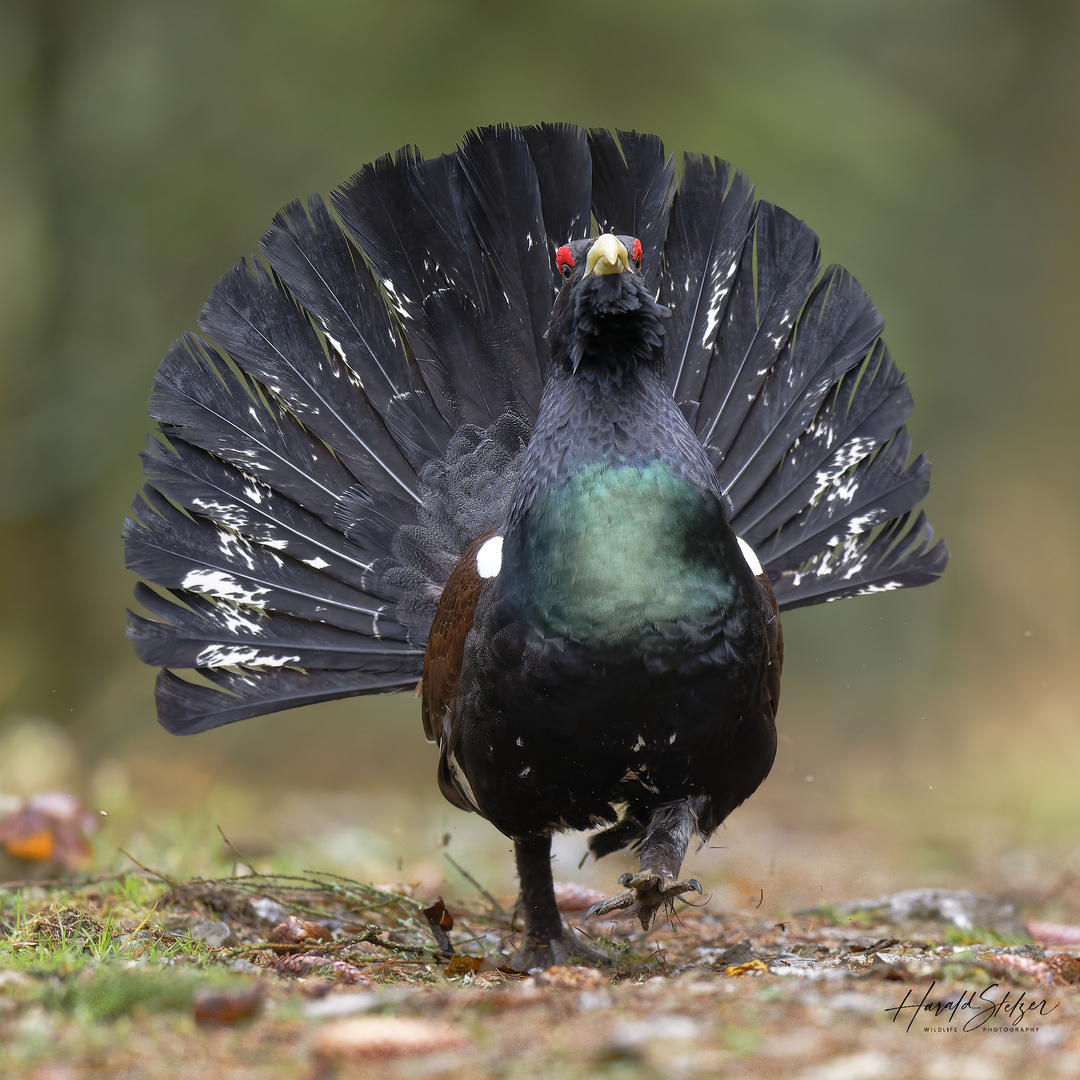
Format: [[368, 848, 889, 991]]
[[124, 123, 948, 970]]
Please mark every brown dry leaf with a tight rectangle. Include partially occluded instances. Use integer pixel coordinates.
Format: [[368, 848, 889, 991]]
[[267, 915, 332, 943], [533, 965, 606, 989], [193, 987, 263, 1024], [443, 954, 483, 977], [314, 1017, 470, 1060], [1047, 954, 1080, 985], [724, 959, 768, 977]]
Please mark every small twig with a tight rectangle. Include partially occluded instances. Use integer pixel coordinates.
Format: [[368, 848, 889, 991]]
[[444, 854, 505, 917], [217, 825, 258, 876], [119, 849, 176, 886]]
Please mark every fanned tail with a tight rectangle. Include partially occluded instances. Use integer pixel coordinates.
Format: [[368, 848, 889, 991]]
[[127, 124, 947, 736]]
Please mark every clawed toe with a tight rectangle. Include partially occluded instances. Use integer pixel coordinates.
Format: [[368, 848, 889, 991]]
[[586, 872, 703, 929]]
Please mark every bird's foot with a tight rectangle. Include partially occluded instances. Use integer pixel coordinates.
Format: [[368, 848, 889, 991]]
[[586, 871, 703, 930], [508, 929, 611, 973]]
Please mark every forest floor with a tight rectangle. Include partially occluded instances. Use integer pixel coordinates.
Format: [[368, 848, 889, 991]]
[[3, 855, 1080, 1080]]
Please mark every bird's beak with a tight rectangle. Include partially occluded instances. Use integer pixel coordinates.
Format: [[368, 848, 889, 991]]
[[586, 234, 629, 277]]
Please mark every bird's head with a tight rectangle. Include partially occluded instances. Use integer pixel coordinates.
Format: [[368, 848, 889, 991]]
[[546, 233, 670, 378]]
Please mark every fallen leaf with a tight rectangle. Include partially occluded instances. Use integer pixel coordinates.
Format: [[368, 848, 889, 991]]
[[444, 954, 483, 977], [267, 915, 332, 943], [193, 987, 262, 1024], [723, 959, 768, 977]]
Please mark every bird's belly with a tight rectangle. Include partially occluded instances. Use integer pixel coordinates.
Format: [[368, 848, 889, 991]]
[[507, 462, 735, 647], [451, 625, 775, 838]]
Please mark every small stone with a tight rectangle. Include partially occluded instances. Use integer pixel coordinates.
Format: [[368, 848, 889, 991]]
[[187, 919, 237, 948], [314, 1017, 470, 1060]]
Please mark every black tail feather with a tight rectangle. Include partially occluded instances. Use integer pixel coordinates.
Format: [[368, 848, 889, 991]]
[[258, 194, 452, 468], [155, 664, 419, 736], [198, 256, 420, 513], [661, 153, 754, 416], [139, 436, 381, 594], [588, 128, 676, 294], [693, 202, 822, 456], [149, 334, 354, 528], [732, 340, 914, 545], [124, 486, 405, 640], [332, 126, 553, 428], [520, 123, 593, 255], [770, 511, 949, 610], [128, 583, 421, 671]]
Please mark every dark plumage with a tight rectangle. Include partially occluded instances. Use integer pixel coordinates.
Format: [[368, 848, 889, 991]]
[[125, 124, 947, 969]]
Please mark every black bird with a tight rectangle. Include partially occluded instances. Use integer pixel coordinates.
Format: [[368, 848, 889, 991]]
[[125, 124, 947, 969]]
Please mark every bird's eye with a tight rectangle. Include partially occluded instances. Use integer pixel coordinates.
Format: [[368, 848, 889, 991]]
[[631, 238, 643, 271], [556, 245, 574, 280]]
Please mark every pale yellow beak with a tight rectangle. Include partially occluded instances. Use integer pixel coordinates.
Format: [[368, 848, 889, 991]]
[[586, 234, 629, 277]]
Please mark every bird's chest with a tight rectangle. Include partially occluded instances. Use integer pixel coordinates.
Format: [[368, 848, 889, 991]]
[[501, 461, 737, 647]]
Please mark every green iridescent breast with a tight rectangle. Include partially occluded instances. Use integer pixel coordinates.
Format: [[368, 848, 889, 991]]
[[509, 462, 736, 646]]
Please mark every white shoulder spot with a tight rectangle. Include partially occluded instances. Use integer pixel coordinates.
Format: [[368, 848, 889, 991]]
[[476, 535, 503, 579], [737, 535, 763, 577]]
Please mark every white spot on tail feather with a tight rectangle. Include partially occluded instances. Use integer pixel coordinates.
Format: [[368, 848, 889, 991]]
[[181, 569, 270, 608], [195, 645, 301, 668]]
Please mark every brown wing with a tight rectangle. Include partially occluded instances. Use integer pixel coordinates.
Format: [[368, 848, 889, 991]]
[[420, 529, 498, 743], [758, 572, 784, 714]]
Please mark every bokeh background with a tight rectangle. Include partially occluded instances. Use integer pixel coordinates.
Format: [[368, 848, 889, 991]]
[[1, 0, 1078, 913]]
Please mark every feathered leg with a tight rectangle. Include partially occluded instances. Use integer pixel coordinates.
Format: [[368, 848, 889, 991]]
[[587, 799, 704, 929], [511, 834, 609, 970]]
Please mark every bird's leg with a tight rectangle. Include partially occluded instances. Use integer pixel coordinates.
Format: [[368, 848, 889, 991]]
[[587, 798, 704, 929], [510, 833, 609, 970]]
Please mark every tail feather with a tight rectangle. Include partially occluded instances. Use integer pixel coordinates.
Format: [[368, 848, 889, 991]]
[[732, 340, 914, 544], [520, 123, 593, 253], [258, 194, 451, 468], [154, 664, 419, 736], [770, 511, 949, 610], [150, 334, 354, 528], [198, 256, 421, 512], [660, 154, 754, 412], [718, 264, 884, 510], [753, 429, 931, 572], [125, 487, 405, 640], [693, 203, 822, 454], [588, 129, 676, 294], [128, 584, 421, 671], [139, 435, 381, 594], [128, 124, 947, 735], [332, 126, 553, 427]]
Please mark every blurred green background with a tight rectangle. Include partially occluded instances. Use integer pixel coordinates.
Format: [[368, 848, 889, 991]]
[[1, 0, 1078, 909]]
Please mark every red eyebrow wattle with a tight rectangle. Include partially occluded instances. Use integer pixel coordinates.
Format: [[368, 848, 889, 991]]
[[556, 245, 574, 271]]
